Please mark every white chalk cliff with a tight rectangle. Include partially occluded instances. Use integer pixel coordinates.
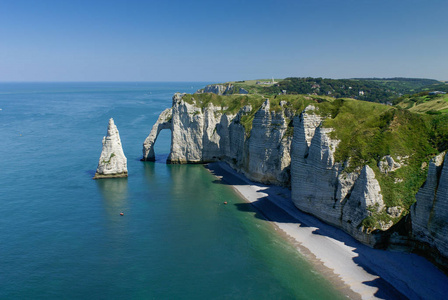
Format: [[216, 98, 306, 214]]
[[142, 94, 291, 185], [142, 93, 448, 267], [291, 106, 391, 245], [142, 108, 172, 161], [411, 152, 448, 259], [94, 118, 128, 179], [196, 84, 249, 95]]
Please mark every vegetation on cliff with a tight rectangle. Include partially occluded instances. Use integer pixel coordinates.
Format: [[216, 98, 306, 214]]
[[320, 100, 436, 213], [182, 92, 330, 135], [215, 77, 446, 104], [181, 89, 448, 230], [306, 97, 448, 227], [272, 77, 445, 103], [394, 92, 448, 114]]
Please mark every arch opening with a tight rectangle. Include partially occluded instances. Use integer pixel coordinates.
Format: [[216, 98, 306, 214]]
[[153, 128, 172, 163]]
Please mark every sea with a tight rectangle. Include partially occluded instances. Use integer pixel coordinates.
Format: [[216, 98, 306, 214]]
[[0, 82, 345, 299]]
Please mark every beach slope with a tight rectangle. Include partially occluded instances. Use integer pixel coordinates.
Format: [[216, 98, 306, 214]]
[[206, 162, 448, 300]]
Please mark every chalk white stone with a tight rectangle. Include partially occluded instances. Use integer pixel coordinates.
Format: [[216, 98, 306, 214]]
[[197, 84, 234, 95], [412, 152, 448, 257], [378, 155, 402, 174], [94, 118, 128, 179], [142, 108, 172, 161], [142, 94, 448, 249]]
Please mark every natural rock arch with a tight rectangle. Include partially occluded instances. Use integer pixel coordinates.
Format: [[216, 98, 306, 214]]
[[142, 108, 173, 161]]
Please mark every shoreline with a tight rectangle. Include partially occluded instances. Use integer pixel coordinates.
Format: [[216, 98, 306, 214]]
[[206, 162, 448, 300]]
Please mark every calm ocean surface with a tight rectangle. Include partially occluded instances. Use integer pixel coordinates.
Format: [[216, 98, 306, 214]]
[[0, 82, 344, 299]]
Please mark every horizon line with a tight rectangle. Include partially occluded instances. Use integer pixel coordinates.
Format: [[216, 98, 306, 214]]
[[0, 77, 446, 83]]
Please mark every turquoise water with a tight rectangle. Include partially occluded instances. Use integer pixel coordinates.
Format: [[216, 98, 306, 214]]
[[0, 82, 344, 299]]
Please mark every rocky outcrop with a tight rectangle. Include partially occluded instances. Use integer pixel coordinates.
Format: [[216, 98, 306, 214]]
[[341, 165, 388, 241], [197, 84, 233, 95], [169, 94, 205, 163], [142, 108, 172, 161], [142, 94, 292, 186], [143, 99, 396, 241], [291, 106, 342, 226], [378, 155, 403, 174], [141, 93, 448, 262], [411, 152, 448, 257], [291, 105, 391, 245], [196, 84, 248, 95], [94, 118, 128, 179]]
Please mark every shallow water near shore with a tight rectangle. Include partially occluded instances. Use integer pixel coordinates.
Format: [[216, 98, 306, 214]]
[[0, 82, 345, 299]]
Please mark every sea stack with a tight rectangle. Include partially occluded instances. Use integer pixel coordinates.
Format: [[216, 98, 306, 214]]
[[93, 118, 128, 179]]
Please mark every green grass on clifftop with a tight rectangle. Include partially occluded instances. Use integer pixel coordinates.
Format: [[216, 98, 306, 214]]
[[180, 93, 448, 228], [395, 92, 448, 114], [182, 93, 264, 114], [181, 93, 330, 135], [320, 99, 446, 226]]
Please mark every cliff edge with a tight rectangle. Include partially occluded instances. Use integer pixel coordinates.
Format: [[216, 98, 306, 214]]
[[142, 92, 448, 270]]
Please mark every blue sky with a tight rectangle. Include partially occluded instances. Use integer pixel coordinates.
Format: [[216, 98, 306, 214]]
[[1, 0, 447, 81]]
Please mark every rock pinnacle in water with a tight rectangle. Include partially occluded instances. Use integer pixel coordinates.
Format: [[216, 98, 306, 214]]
[[93, 118, 128, 179]]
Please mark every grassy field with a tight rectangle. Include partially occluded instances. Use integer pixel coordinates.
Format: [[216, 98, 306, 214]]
[[395, 93, 448, 114]]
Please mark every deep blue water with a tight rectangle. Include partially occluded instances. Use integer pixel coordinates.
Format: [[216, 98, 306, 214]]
[[0, 82, 344, 299]]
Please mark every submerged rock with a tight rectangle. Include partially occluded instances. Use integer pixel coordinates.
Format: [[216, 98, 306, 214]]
[[93, 118, 128, 179]]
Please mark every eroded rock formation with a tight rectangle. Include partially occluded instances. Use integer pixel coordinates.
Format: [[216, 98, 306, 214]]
[[141, 93, 448, 266], [196, 84, 233, 95], [142, 108, 172, 161], [291, 106, 391, 245], [94, 118, 128, 179], [411, 152, 448, 258], [196, 84, 249, 95], [142, 94, 292, 185]]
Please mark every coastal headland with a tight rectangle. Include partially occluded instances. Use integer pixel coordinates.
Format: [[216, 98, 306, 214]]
[[141, 79, 448, 299]]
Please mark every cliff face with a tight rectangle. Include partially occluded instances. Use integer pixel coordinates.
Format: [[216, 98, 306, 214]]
[[245, 100, 292, 184], [198, 84, 232, 95], [411, 152, 448, 258], [142, 93, 448, 265], [291, 106, 390, 245], [196, 84, 249, 95], [94, 118, 128, 179], [142, 94, 291, 185]]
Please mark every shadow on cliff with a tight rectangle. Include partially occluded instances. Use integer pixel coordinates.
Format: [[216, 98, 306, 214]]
[[206, 162, 409, 299], [207, 163, 310, 225]]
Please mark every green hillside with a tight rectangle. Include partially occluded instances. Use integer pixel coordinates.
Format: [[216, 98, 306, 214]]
[[394, 92, 448, 114], [212, 77, 447, 104], [268, 77, 444, 103]]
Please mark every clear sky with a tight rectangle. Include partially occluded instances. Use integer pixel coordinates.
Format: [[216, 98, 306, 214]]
[[1, 0, 447, 82]]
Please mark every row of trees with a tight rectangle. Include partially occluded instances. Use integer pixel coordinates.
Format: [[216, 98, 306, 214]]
[[268, 77, 444, 103]]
